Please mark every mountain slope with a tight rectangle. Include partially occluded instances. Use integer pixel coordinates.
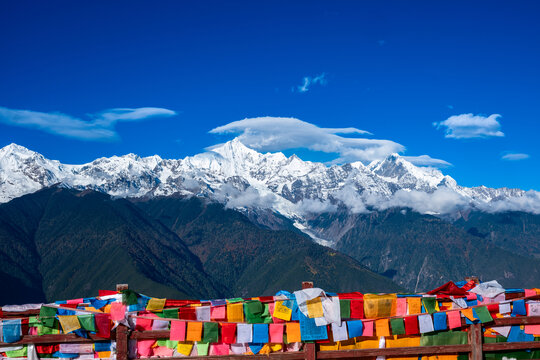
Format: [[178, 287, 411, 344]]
[[134, 195, 402, 296], [0, 187, 223, 304], [308, 208, 540, 291]]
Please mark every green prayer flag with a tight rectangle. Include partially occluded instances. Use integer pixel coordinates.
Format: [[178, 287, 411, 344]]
[[163, 308, 179, 319], [39, 306, 57, 327], [203, 322, 219, 343], [340, 299, 351, 319], [227, 298, 243, 303], [28, 316, 39, 326], [78, 314, 96, 332], [121, 290, 139, 305], [244, 300, 265, 324], [157, 339, 178, 348], [6, 347, 27, 357], [155, 312, 166, 318], [196, 342, 210, 356], [390, 317, 405, 335], [422, 297, 437, 314], [475, 306, 493, 323]]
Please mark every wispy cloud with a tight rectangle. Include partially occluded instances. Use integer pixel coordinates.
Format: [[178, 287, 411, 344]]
[[433, 113, 504, 139], [402, 155, 452, 167], [502, 153, 530, 161], [209, 116, 450, 167], [0, 106, 176, 141], [294, 73, 327, 93]]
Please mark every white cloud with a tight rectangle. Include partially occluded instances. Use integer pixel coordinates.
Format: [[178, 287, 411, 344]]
[[0, 106, 176, 141], [433, 113, 504, 139], [475, 191, 540, 214], [214, 184, 277, 210], [364, 187, 468, 215], [333, 186, 369, 214], [402, 155, 452, 167], [209, 116, 405, 163], [294, 73, 327, 93], [295, 198, 338, 215], [502, 153, 530, 161]]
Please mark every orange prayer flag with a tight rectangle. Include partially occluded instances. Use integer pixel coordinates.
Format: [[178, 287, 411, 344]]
[[286, 322, 301, 343], [375, 319, 391, 337], [186, 322, 203, 342], [407, 298, 422, 314], [461, 308, 476, 321]]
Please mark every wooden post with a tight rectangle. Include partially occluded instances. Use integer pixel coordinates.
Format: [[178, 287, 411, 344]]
[[116, 284, 129, 360], [468, 323, 483, 360], [301, 281, 317, 360]]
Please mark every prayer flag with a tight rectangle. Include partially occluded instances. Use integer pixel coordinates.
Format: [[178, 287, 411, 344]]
[[269, 323, 284, 343], [404, 315, 419, 335], [177, 342, 194, 356], [146, 298, 166, 312], [236, 323, 252, 343], [512, 300, 527, 316], [2, 319, 21, 343], [39, 306, 57, 328], [350, 299, 364, 319], [286, 322, 301, 343], [211, 306, 226, 320], [396, 298, 407, 316], [109, 302, 126, 321], [362, 320, 374, 336], [447, 311, 462, 329], [203, 322, 219, 343], [163, 308, 179, 319], [227, 303, 244, 322], [196, 306, 211, 321], [196, 342, 210, 356], [170, 320, 186, 341], [461, 308, 476, 322], [418, 314, 434, 333], [186, 322, 203, 342], [347, 320, 363, 338], [95, 313, 110, 338], [408, 297, 422, 314], [306, 298, 324, 318], [221, 323, 236, 344], [474, 306, 493, 323], [433, 312, 447, 331], [390, 317, 405, 335], [58, 315, 81, 334], [422, 297, 437, 314], [273, 301, 293, 321], [375, 319, 391, 337], [78, 314, 96, 332], [339, 300, 351, 319], [253, 323, 269, 343]]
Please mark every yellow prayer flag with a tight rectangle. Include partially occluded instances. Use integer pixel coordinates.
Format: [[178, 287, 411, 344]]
[[227, 303, 244, 322], [177, 342, 194, 356], [146, 298, 166, 312], [306, 297, 324, 318], [97, 352, 111, 359], [273, 301, 292, 321], [375, 319, 391, 337], [319, 342, 339, 351], [461, 308, 476, 321], [58, 315, 81, 334], [364, 294, 397, 318], [408, 297, 422, 315], [356, 337, 380, 349], [386, 335, 421, 348], [338, 339, 356, 350]]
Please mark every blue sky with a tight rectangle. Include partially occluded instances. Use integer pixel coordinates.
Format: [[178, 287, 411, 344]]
[[0, 1, 538, 190]]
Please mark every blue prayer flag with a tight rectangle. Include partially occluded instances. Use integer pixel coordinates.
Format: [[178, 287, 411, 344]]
[[298, 311, 328, 341], [252, 324, 269, 343], [433, 312, 447, 331], [347, 320, 363, 338], [512, 299, 527, 316], [2, 319, 21, 343]]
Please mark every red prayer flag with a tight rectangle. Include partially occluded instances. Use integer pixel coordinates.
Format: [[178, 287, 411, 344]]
[[259, 296, 274, 303], [179, 307, 197, 320], [337, 292, 364, 300], [221, 323, 237, 344], [98, 290, 118, 296], [404, 315, 419, 335], [95, 313, 111, 338], [427, 281, 468, 296], [36, 345, 60, 354], [165, 299, 200, 307], [350, 299, 364, 319]]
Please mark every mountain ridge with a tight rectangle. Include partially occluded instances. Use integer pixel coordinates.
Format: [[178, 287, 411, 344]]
[[1, 140, 538, 246]]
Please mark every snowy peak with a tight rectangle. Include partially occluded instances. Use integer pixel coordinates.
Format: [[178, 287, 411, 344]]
[[0, 141, 537, 221]]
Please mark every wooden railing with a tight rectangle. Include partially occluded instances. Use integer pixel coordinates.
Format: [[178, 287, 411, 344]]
[[3, 283, 540, 360]]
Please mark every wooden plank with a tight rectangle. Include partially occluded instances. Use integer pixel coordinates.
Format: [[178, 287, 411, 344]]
[[0, 309, 40, 318], [0, 333, 113, 345], [483, 341, 540, 352], [304, 343, 316, 360], [491, 316, 540, 326], [468, 323, 482, 360], [130, 330, 170, 340], [316, 344, 471, 358], [116, 324, 129, 360], [142, 353, 305, 360]]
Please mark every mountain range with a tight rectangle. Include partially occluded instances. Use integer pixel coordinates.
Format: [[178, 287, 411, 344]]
[[0, 141, 539, 302]]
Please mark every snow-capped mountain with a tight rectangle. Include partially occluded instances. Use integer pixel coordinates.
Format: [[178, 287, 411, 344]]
[[1, 140, 539, 241]]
